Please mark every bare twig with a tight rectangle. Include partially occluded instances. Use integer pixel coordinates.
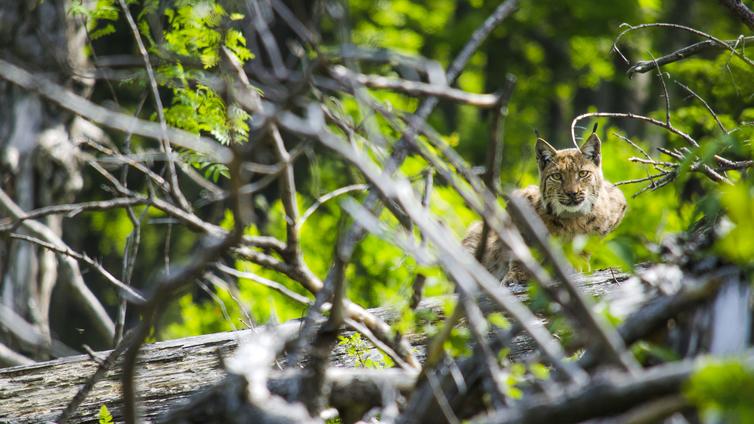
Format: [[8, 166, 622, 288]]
[[0, 190, 115, 339], [117, 0, 189, 211], [215, 263, 312, 306], [717, 0, 754, 29], [652, 55, 671, 126], [624, 36, 754, 75], [0, 58, 231, 163], [299, 184, 369, 227], [330, 65, 500, 107], [570, 112, 732, 184], [0, 198, 147, 230], [8, 233, 145, 304], [674, 80, 729, 134], [57, 330, 138, 423], [615, 172, 672, 187], [613, 23, 754, 70]]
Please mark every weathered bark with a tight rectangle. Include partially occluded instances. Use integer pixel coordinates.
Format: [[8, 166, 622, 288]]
[[0, 0, 109, 364], [0, 268, 636, 423]]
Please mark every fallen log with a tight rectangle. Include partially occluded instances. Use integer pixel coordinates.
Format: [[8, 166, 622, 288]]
[[0, 268, 639, 423]]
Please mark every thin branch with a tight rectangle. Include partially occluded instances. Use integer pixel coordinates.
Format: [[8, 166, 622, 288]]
[[615, 172, 672, 186], [625, 36, 754, 75], [614, 23, 754, 71], [0, 58, 231, 163], [0, 197, 148, 229], [299, 184, 369, 227], [652, 54, 670, 126], [674, 80, 729, 134], [117, 0, 190, 211], [57, 330, 138, 423], [330, 65, 500, 107], [474, 75, 517, 262], [485, 74, 517, 195], [570, 112, 732, 184], [215, 263, 312, 305], [0, 189, 115, 339], [717, 0, 754, 29], [8, 233, 145, 304], [270, 125, 304, 261]]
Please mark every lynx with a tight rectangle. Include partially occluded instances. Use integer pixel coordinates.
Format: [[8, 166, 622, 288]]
[[463, 131, 627, 284]]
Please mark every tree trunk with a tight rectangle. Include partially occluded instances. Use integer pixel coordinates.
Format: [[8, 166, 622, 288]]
[[0, 1, 105, 364]]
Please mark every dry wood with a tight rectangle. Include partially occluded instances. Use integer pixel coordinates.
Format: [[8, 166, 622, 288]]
[[0, 269, 630, 423]]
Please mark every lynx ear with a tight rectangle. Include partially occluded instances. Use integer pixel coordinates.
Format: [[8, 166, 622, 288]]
[[580, 132, 601, 166], [535, 138, 557, 171]]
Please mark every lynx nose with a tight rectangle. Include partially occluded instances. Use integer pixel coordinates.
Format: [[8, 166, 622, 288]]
[[563, 191, 582, 205]]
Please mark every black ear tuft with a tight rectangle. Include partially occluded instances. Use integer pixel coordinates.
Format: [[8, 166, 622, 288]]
[[535, 138, 557, 170], [592, 122, 598, 133], [580, 132, 601, 166]]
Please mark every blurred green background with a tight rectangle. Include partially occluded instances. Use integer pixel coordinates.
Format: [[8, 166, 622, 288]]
[[62, 0, 753, 343]]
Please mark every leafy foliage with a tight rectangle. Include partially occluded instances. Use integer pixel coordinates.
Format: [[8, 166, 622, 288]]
[[98, 404, 114, 424], [685, 359, 754, 423]]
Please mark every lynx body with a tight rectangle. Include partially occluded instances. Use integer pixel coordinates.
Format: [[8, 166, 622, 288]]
[[463, 132, 626, 283]]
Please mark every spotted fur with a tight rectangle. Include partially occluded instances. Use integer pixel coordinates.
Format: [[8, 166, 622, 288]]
[[463, 132, 627, 283]]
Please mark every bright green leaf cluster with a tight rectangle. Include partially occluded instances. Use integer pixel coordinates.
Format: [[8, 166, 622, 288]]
[[715, 183, 754, 265], [685, 358, 754, 423]]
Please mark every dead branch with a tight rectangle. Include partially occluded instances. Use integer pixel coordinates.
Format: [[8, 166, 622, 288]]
[[472, 352, 754, 424], [624, 36, 754, 75], [329, 65, 500, 107], [0, 58, 231, 163], [570, 112, 734, 185], [613, 23, 754, 70], [116, 0, 189, 211], [717, 0, 754, 29], [0, 190, 115, 340], [0, 266, 631, 423]]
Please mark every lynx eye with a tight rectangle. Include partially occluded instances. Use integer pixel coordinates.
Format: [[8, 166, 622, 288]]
[[578, 170, 591, 178], [550, 173, 562, 181]]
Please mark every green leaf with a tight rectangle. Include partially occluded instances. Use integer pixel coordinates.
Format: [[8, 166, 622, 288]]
[[715, 183, 754, 265], [90, 23, 116, 40], [488, 312, 511, 330], [99, 404, 114, 424], [685, 358, 754, 423], [530, 363, 550, 381]]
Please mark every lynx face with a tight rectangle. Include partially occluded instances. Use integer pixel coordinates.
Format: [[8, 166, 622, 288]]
[[535, 133, 603, 216]]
